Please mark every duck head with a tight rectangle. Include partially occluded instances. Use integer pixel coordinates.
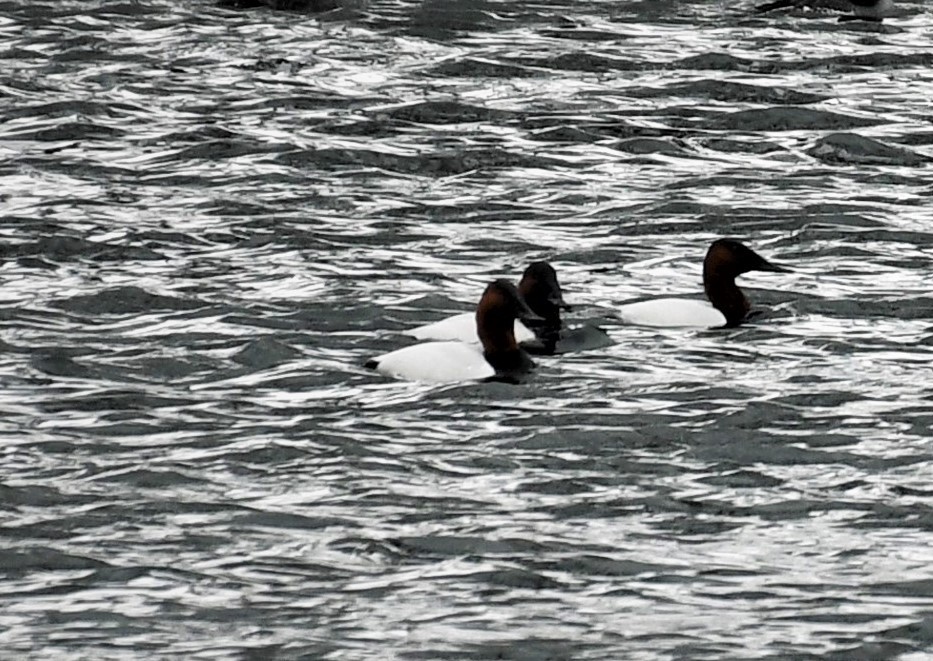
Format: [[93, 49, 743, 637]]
[[476, 279, 540, 367], [703, 239, 790, 327], [518, 261, 570, 328]]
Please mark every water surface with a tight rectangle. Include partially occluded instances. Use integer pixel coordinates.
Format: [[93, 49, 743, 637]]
[[2, 0, 933, 658]]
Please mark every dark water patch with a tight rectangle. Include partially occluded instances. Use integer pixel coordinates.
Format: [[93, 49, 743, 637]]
[[232, 337, 301, 369], [169, 138, 289, 162], [130, 355, 220, 380], [413, 639, 588, 661], [891, 131, 933, 147], [891, 485, 933, 497], [0, 548, 110, 574], [31, 234, 165, 263], [29, 439, 123, 455], [796, 204, 889, 226], [135, 229, 216, 248], [331, 535, 423, 564], [867, 579, 933, 599], [275, 146, 562, 175], [381, 199, 558, 223], [218, 0, 344, 12], [820, 640, 920, 661], [540, 52, 639, 73], [819, 51, 933, 72], [697, 469, 785, 488], [852, 505, 933, 532], [683, 50, 933, 75], [688, 430, 865, 467], [518, 477, 601, 495], [50, 47, 146, 67], [523, 124, 606, 143], [873, 615, 933, 647], [37, 390, 194, 413], [218, 443, 320, 467], [0, 100, 133, 121], [85, 1, 167, 17], [232, 511, 355, 530], [257, 94, 369, 112], [0, 46, 48, 62], [387, 535, 549, 558], [136, 125, 241, 146], [780, 391, 861, 408], [538, 554, 667, 578], [651, 513, 748, 537], [0, 482, 96, 507], [521, 116, 673, 141], [708, 107, 880, 132], [700, 137, 786, 154], [671, 52, 758, 72], [379, 100, 518, 124], [809, 133, 928, 166], [15, 255, 60, 270], [539, 27, 630, 42], [88, 467, 208, 488], [196, 199, 279, 217], [411, 0, 508, 34], [21, 121, 126, 142], [426, 57, 541, 78], [795, 295, 933, 321], [16, 155, 146, 182], [30, 349, 98, 379], [617, 137, 687, 156], [461, 566, 567, 590], [654, 204, 815, 234], [317, 118, 415, 137], [548, 51, 643, 73], [222, 311, 313, 333], [51, 287, 204, 315], [631, 79, 829, 105]]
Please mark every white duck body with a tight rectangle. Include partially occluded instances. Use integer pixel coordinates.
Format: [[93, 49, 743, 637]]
[[408, 312, 536, 343], [369, 340, 495, 382], [368, 278, 538, 384], [618, 298, 727, 328]]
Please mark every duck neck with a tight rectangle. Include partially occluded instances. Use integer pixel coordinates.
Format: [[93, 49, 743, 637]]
[[519, 282, 562, 335], [703, 268, 749, 327], [477, 308, 531, 375], [529, 302, 562, 331], [522, 308, 560, 355]]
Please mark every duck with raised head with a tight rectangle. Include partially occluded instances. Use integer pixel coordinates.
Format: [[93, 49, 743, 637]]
[[367, 279, 538, 383], [408, 262, 612, 355], [618, 239, 791, 329], [755, 0, 894, 22]]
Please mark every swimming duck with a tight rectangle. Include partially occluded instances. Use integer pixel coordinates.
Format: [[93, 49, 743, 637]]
[[367, 279, 538, 383], [755, 0, 894, 22], [514, 261, 569, 354], [618, 239, 790, 328], [408, 262, 611, 355]]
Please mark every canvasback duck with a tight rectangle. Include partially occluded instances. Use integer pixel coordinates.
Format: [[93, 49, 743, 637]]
[[408, 262, 563, 346], [755, 0, 894, 21], [516, 261, 569, 354], [618, 239, 790, 328], [408, 262, 612, 355], [366, 279, 538, 383]]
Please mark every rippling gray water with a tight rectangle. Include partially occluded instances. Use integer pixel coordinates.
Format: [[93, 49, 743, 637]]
[[3, 0, 933, 658]]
